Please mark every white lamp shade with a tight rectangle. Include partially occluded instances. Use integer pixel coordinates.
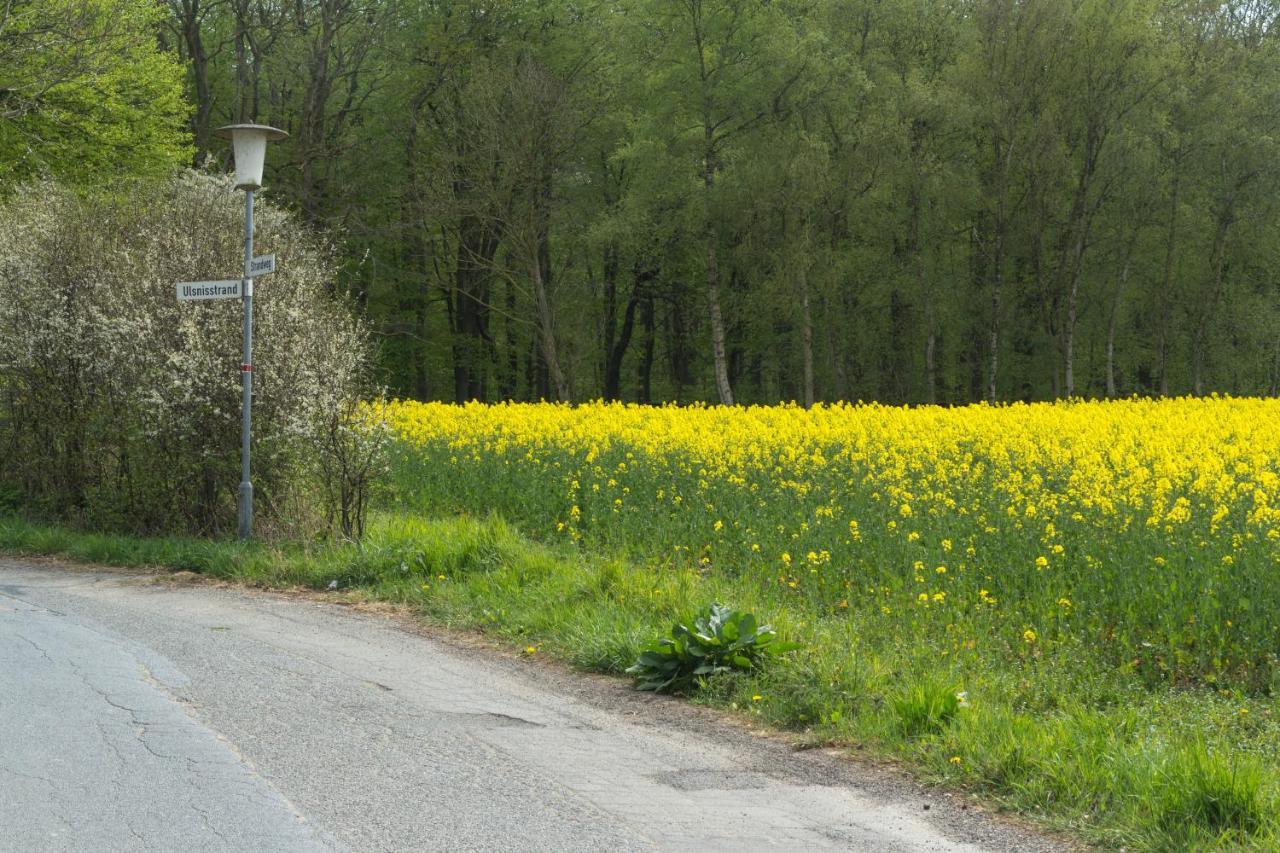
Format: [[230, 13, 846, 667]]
[[215, 124, 288, 190]]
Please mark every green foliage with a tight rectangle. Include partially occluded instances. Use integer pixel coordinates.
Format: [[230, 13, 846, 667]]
[[1152, 744, 1273, 848], [0, 482, 23, 514], [13, 0, 1280, 403], [0, 0, 190, 185], [892, 680, 962, 739], [625, 603, 800, 693]]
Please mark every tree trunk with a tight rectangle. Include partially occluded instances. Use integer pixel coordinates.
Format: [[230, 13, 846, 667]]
[[638, 294, 655, 405], [452, 213, 498, 402], [1191, 201, 1234, 397], [1061, 123, 1103, 399], [824, 297, 848, 402], [908, 176, 936, 405], [799, 264, 814, 408], [984, 128, 1010, 406], [530, 253, 569, 402], [1106, 235, 1137, 399], [234, 0, 250, 121], [176, 0, 213, 164], [1156, 167, 1180, 397], [600, 243, 619, 396], [500, 278, 519, 399], [705, 227, 733, 404], [603, 264, 648, 401], [987, 228, 1003, 405], [703, 146, 734, 404], [1063, 255, 1083, 398]]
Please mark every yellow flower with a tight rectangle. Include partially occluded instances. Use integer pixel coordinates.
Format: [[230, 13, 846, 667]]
[[949, 756, 962, 765], [1023, 629, 1037, 643], [1035, 556, 1049, 569], [752, 694, 763, 702]]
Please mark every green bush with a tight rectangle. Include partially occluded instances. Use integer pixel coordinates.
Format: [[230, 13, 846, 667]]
[[626, 603, 799, 693]]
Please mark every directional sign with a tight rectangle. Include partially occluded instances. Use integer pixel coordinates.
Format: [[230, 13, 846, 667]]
[[247, 254, 276, 278], [177, 280, 242, 301]]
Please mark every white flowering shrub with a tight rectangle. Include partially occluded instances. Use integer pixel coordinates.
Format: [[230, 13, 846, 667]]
[[0, 172, 372, 535]]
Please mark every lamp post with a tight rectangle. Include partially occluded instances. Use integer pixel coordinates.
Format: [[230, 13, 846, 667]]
[[214, 123, 288, 540]]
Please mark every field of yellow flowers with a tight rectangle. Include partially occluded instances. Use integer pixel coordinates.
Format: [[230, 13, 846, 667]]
[[384, 397, 1280, 695]]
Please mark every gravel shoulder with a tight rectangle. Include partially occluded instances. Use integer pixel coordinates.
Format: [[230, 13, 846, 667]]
[[0, 558, 1074, 852]]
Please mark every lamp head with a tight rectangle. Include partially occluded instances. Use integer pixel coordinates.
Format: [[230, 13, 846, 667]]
[[215, 124, 288, 190]]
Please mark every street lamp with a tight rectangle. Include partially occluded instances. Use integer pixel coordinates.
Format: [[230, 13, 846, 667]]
[[214, 123, 288, 540]]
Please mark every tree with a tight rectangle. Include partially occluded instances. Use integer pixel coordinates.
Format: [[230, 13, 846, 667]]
[[632, 0, 808, 404], [153, 0, 1280, 405], [0, 0, 190, 184]]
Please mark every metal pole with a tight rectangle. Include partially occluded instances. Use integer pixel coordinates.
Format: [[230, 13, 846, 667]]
[[237, 189, 255, 539]]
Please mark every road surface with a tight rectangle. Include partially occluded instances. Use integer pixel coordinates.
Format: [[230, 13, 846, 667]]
[[0, 560, 1064, 852]]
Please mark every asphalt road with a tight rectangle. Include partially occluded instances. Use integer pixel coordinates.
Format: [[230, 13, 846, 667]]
[[0, 560, 1065, 853]]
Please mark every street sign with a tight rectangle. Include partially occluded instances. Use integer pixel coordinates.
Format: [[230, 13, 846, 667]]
[[176, 280, 242, 301], [247, 254, 276, 278]]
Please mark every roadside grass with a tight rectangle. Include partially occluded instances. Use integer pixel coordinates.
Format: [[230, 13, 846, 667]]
[[2, 510, 1278, 850]]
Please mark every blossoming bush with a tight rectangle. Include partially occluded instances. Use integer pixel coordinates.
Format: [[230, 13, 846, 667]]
[[0, 172, 372, 535]]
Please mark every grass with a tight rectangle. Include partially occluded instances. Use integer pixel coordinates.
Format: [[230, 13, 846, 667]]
[[3, 509, 1278, 850]]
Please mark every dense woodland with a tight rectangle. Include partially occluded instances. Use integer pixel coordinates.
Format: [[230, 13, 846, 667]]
[[8, 0, 1280, 404]]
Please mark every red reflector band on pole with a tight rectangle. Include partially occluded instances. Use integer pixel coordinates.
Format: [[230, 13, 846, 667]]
[[241, 364, 252, 373]]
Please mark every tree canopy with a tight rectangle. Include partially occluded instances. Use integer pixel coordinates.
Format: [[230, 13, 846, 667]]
[[0, 0, 190, 184], [15, 0, 1280, 405]]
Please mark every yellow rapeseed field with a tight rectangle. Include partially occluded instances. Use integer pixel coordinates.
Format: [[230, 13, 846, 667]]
[[381, 397, 1280, 692]]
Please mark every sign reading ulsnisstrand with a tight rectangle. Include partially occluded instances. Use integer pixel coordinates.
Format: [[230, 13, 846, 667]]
[[176, 280, 242, 301]]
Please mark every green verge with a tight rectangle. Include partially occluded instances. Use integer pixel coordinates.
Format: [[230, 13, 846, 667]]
[[2, 510, 1278, 851]]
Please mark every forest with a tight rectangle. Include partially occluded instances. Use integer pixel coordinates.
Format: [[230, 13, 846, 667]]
[[8, 0, 1280, 405]]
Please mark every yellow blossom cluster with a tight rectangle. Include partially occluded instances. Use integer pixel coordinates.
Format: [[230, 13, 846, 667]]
[[377, 396, 1280, 688]]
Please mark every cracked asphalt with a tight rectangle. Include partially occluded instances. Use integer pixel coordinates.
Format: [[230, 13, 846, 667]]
[[0, 560, 1067, 853]]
